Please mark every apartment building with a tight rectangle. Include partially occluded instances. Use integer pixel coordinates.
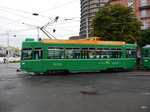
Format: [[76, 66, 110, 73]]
[[110, 0, 150, 30], [80, 0, 109, 38]]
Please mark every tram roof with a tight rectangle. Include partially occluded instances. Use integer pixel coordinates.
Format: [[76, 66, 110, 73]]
[[142, 45, 150, 48], [42, 39, 126, 46]]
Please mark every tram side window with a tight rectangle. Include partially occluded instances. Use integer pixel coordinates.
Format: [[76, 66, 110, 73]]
[[126, 49, 136, 58], [73, 48, 80, 59], [48, 47, 64, 59], [65, 48, 73, 59], [81, 48, 89, 59], [21, 48, 32, 60], [96, 48, 122, 59], [144, 50, 150, 57], [81, 48, 95, 59], [102, 48, 110, 58], [34, 47, 43, 59], [96, 48, 110, 58], [96, 48, 102, 58], [65, 48, 81, 59], [109, 48, 123, 58], [88, 48, 96, 59]]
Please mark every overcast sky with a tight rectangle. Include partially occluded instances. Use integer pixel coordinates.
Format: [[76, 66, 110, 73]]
[[0, 0, 80, 48]]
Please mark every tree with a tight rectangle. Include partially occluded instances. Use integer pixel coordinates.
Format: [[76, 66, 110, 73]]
[[141, 30, 150, 47], [92, 4, 141, 44]]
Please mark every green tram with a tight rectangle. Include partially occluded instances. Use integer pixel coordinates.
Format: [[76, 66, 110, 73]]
[[142, 45, 150, 69], [20, 38, 137, 74]]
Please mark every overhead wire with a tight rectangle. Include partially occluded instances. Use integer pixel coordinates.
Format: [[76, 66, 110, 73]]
[[50, 20, 80, 26], [0, 15, 21, 23], [48, 27, 78, 32], [0, 7, 79, 29], [0, 5, 31, 15], [0, 8, 48, 23], [0, 0, 80, 41], [0, 8, 49, 27], [0, 14, 79, 36], [40, 0, 79, 13], [50, 0, 58, 17], [0, 8, 27, 18], [0, 5, 50, 18], [0, 0, 80, 24], [4, 0, 40, 12], [55, 33, 79, 38], [12, 28, 38, 34]]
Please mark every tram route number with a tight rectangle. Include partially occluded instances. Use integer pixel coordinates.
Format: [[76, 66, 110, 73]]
[[53, 63, 63, 66]]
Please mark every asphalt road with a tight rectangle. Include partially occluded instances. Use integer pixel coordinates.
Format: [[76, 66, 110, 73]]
[[0, 63, 150, 112]]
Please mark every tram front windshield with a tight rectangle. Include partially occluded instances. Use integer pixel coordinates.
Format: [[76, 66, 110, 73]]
[[21, 48, 32, 60]]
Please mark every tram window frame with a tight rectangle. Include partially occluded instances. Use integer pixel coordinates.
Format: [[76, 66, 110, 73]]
[[21, 48, 33, 60], [34, 47, 43, 59], [47, 47, 64, 59]]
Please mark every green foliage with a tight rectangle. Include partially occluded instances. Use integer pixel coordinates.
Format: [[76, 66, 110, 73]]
[[92, 4, 141, 44], [141, 30, 150, 47]]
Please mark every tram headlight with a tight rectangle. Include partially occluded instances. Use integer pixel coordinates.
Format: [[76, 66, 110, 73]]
[[22, 63, 25, 65]]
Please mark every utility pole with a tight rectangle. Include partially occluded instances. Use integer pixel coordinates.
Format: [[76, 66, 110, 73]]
[[7, 31, 10, 64], [37, 27, 40, 40]]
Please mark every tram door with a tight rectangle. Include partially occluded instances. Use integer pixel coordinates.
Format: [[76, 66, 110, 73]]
[[34, 47, 43, 59]]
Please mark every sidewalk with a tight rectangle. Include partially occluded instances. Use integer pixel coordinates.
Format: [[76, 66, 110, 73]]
[[0, 57, 20, 64]]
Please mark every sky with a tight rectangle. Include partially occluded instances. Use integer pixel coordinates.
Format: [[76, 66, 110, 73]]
[[0, 0, 80, 48]]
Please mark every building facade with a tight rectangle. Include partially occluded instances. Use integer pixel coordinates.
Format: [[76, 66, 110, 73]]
[[110, 0, 150, 30], [0, 45, 20, 57], [79, 0, 150, 39], [80, 0, 109, 38]]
